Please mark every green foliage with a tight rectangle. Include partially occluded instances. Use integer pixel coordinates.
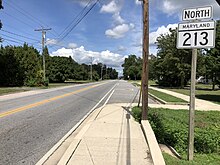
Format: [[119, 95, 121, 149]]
[[132, 107, 220, 155], [0, 45, 118, 86], [155, 28, 192, 87], [202, 20, 220, 90], [131, 106, 142, 123], [149, 108, 220, 154], [0, 46, 24, 86], [122, 55, 142, 80], [163, 153, 220, 165]]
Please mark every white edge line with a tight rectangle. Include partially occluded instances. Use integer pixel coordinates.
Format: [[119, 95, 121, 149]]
[[36, 83, 117, 165]]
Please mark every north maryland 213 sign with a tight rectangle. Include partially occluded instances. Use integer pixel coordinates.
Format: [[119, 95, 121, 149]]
[[177, 6, 216, 49]]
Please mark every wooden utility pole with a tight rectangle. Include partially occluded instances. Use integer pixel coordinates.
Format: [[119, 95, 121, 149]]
[[90, 57, 93, 81], [35, 27, 51, 82], [141, 0, 149, 120], [188, 49, 197, 160], [101, 64, 103, 80]]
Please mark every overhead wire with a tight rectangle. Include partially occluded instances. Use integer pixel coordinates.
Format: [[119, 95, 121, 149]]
[[57, 0, 98, 43], [1, 29, 40, 42], [4, 1, 59, 37], [58, 0, 92, 37]]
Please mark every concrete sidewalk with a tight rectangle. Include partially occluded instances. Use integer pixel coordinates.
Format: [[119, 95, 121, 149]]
[[39, 103, 154, 165], [149, 86, 220, 111]]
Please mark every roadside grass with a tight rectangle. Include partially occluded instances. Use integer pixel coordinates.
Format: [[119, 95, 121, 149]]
[[149, 88, 187, 103], [0, 80, 92, 96], [131, 107, 220, 164], [168, 85, 220, 104], [0, 88, 30, 96], [163, 153, 220, 165]]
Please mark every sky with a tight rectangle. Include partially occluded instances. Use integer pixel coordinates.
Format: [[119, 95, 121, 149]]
[[0, 0, 220, 76]]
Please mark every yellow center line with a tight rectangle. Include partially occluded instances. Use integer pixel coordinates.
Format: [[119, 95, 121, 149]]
[[0, 82, 106, 118]]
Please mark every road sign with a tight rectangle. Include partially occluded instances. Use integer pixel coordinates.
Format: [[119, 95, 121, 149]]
[[182, 6, 213, 21], [177, 21, 215, 49]]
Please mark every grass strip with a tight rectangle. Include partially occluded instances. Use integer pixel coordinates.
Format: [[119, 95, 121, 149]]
[[132, 107, 220, 164], [149, 88, 187, 103]]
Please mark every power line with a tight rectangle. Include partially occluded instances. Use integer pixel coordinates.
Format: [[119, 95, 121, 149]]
[[1, 29, 39, 42], [2, 11, 36, 29], [4, 1, 59, 37], [2, 38, 24, 45], [1, 33, 29, 43], [58, 0, 92, 37], [2, 23, 35, 37], [58, 0, 98, 43], [4, 1, 42, 27]]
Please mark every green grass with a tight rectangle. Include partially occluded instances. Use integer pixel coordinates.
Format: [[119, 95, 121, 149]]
[[0, 81, 89, 96], [131, 107, 220, 164], [168, 84, 220, 104], [0, 88, 30, 96], [149, 88, 187, 103], [163, 153, 220, 165]]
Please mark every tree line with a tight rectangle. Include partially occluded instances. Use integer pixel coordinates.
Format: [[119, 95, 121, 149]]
[[0, 44, 118, 87], [122, 20, 220, 90]]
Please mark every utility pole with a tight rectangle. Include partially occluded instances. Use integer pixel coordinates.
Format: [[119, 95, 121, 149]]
[[106, 65, 108, 79], [101, 64, 103, 80], [90, 57, 93, 81], [141, 0, 149, 120], [35, 27, 51, 82]]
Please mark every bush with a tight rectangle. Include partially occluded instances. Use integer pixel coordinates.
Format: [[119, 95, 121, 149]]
[[132, 107, 220, 155], [131, 106, 142, 123]]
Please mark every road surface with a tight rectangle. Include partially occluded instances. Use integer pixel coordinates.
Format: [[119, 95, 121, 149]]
[[0, 80, 156, 164]]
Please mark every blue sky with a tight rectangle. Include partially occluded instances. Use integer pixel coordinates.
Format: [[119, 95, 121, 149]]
[[1, 0, 220, 75]]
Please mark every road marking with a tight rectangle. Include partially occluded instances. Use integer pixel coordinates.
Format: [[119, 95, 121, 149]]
[[36, 82, 117, 165], [0, 83, 106, 118]]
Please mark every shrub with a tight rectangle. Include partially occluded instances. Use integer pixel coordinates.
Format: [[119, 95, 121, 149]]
[[132, 107, 220, 155]]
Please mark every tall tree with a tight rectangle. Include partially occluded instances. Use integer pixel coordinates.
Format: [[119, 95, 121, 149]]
[[155, 28, 192, 87], [122, 55, 142, 80], [205, 20, 220, 90]]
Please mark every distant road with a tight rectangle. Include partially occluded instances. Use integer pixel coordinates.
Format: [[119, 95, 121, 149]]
[[0, 80, 157, 164]]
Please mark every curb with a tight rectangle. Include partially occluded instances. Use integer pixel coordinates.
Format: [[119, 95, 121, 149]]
[[149, 93, 189, 105], [141, 120, 166, 165], [36, 84, 117, 165]]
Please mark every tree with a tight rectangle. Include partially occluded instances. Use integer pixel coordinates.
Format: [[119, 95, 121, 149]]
[[0, 46, 24, 86], [204, 20, 220, 90], [122, 55, 142, 80], [155, 28, 192, 87]]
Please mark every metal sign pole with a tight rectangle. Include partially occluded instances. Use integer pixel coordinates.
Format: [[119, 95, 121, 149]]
[[188, 48, 197, 160]]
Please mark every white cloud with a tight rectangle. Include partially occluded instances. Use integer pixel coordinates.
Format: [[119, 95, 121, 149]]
[[112, 12, 125, 24], [157, 0, 220, 18], [68, 42, 77, 49], [100, 1, 121, 14], [51, 46, 125, 68], [46, 38, 58, 45], [105, 23, 135, 39], [117, 45, 126, 52], [135, 0, 141, 5], [149, 23, 177, 45], [69, 0, 95, 7]]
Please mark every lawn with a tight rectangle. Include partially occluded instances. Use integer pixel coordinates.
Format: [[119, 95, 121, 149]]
[[0, 81, 87, 96], [132, 107, 220, 164], [0, 88, 30, 96], [168, 84, 220, 104], [163, 153, 220, 165], [149, 88, 187, 103]]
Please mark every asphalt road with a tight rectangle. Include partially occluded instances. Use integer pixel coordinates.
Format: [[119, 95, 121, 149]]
[[0, 80, 157, 165]]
